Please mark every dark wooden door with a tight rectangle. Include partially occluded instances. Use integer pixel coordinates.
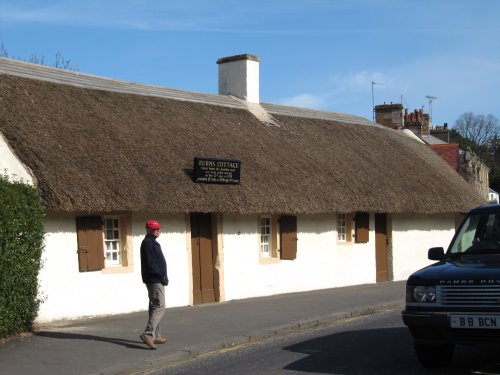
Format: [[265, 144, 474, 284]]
[[190, 213, 217, 304], [375, 213, 389, 282]]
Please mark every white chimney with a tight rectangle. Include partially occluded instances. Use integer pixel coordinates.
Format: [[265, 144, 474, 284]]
[[217, 54, 260, 103]]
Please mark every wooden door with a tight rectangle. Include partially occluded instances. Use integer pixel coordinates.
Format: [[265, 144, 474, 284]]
[[190, 213, 217, 304], [375, 213, 389, 283]]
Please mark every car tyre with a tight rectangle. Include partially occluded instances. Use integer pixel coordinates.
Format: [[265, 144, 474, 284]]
[[414, 340, 454, 368]]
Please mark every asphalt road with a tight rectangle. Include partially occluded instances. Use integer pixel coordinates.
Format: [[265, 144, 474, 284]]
[[157, 308, 500, 375], [0, 282, 406, 375]]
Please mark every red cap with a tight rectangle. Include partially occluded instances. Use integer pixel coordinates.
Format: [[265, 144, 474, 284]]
[[145, 220, 161, 230]]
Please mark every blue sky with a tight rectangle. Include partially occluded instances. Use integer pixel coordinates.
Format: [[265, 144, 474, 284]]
[[1, 0, 499, 126]]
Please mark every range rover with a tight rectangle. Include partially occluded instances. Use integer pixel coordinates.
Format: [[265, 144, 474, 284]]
[[402, 204, 500, 367]]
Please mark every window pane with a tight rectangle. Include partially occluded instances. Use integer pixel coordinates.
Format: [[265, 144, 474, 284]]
[[337, 214, 346, 241], [260, 216, 272, 257], [104, 217, 121, 266]]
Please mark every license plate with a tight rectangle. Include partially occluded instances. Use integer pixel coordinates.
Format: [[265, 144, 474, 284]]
[[450, 315, 500, 329]]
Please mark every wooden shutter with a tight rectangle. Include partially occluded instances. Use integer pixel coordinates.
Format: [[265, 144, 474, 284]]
[[119, 216, 130, 267], [76, 216, 104, 272], [280, 215, 297, 260], [346, 214, 353, 242], [355, 212, 370, 243]]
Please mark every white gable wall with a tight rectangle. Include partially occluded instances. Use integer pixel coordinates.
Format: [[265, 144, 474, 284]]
[[0, 132, 34, 184], [391, 213, 456, 280]]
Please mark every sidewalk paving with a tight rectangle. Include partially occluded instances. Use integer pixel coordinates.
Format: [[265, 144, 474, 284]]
[[0, 281, 405, 375]]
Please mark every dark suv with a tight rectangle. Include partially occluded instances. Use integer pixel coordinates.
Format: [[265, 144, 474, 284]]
[[402, 204, 500, 367]]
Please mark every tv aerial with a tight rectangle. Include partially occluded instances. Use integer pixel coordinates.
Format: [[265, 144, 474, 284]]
[[371, 81, 381, 122], [425, 95, 437, 124]]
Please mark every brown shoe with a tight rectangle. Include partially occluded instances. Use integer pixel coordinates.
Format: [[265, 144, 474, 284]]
[[140, 333, 157, 349], [154, 337, 167, 344]]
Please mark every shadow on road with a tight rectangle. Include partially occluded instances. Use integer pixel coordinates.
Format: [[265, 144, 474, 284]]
[[34, 331, 148, 350], [283, 327, 500, 374]]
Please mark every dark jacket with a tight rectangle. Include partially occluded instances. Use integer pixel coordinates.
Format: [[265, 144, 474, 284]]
[[140, 234, 168, 285]]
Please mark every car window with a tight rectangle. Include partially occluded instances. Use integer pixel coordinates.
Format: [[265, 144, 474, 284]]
[[450, 213, 500, 254]]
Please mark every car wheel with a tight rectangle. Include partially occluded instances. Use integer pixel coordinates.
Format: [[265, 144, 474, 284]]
[[414, 340, 454, 368]]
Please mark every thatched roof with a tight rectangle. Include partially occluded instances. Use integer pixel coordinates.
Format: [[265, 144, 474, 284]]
[[0, 58, 485, 214]]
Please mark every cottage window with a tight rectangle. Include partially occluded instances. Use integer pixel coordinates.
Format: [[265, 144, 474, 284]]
[[104, 217, 121, 266], [337, 214, 347, 241], [259, 215, 298, 262], [76, 215, 132, 272], [337, 213, 353, 243], [260, 216, 272, 257]]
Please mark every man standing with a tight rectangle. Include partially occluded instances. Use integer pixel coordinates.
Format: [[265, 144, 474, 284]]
[[140, 220, 168, 349]]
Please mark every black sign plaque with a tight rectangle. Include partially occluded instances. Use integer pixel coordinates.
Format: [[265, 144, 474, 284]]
[[193, 157, 241, 184]]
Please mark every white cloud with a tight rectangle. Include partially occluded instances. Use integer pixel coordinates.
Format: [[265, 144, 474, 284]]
[[329, 71, 389, 93], [275, 53, 500, 124], [327, 55, 500, 123], [0, 1, 200, 30], [378, 55, 500, 123], [279, 93, 327, 109]]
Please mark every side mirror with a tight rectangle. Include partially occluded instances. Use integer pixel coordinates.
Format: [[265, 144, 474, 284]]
[[428, 247, 445, 261]]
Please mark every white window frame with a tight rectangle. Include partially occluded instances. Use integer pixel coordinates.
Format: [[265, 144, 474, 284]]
[[260, 216, 271, 257], [337, 214, 347, 242], [103, 217, 121, 266]]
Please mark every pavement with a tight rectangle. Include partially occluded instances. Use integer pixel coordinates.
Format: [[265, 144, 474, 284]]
[[0, 281, 406, 375]]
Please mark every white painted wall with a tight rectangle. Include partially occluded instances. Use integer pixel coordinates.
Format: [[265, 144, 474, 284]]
[[222, 214, 376, 301], [36, 214, 190, 322], [36, 211, 456, 322], [391, 213, 456, 280], [0, 132, 34, 184]]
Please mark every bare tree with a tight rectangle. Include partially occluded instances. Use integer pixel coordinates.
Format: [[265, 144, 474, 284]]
[[27, 53, 46, 66], [454, 112, 500, 149], [53, 51, 75, 70], [0, 43, 77, 71], [453, 112, 500, 192], [0, 43, 7, 58]]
